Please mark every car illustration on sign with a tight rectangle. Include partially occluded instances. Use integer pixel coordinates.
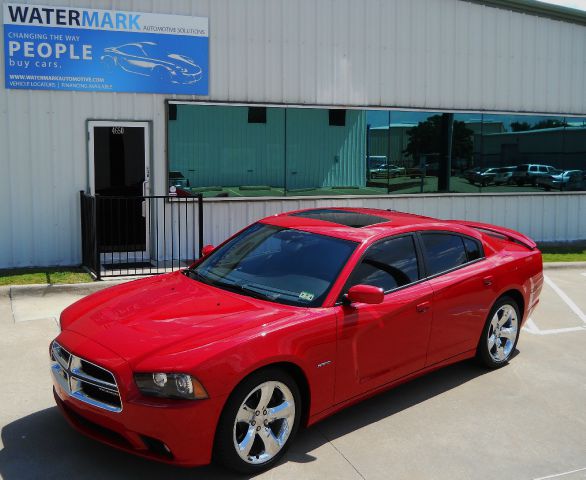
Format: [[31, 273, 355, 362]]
[[50, 208, 543, 473], [100, 41, 203, 84]]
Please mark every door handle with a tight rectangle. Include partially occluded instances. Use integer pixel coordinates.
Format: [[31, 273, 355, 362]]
[[141, 180, 149, 218], [416, 301, 431, 313], [483, 275, 494, 286]]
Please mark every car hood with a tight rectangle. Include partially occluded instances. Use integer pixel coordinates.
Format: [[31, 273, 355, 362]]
[[60, 271, 299, 366]]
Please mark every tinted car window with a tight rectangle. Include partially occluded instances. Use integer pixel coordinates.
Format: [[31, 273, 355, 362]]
[[346, 236, 419, 293], [191, 223, 357, 307], [463, 237, 483, 261], [421, 234, 468, 276]]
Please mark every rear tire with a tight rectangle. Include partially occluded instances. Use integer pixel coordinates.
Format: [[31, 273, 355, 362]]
[[477, 296, 521, 369], [214, 368, 301, 474]]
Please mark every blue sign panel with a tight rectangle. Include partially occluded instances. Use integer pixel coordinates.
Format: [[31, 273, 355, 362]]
[[3, 3, 209, 94]]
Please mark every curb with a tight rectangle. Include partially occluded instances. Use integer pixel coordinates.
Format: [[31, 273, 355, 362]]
[[0, 277, 139, 297], [543, 261, 586, 270]]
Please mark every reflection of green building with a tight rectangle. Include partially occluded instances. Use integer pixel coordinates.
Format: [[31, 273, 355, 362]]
[[169, 105, 367, 191], [475, 127, 586, 169]]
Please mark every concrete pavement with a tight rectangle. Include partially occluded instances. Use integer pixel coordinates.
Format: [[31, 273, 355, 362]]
[[1, 268, 586, 480]]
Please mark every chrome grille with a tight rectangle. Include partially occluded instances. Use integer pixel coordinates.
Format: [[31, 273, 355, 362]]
[[51, 341, 122, 412]]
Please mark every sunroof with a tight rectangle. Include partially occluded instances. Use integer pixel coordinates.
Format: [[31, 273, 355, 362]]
[[289, 209, 389, 228]]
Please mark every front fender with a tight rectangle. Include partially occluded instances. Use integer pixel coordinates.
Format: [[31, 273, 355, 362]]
[[134, 310, 338, 419]]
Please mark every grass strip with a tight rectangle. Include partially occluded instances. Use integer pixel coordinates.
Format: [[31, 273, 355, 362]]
[[0, 268, 93, 286]]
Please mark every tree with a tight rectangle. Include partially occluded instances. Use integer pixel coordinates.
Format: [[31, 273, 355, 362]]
[[511, 121, 531, 132], [403, 115, 474, 161], [531, 119, 567, 130], [510, 119, 567, 132]]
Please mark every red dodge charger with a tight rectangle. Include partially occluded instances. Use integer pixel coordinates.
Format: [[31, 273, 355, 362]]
[[51, 208, 543, 473]]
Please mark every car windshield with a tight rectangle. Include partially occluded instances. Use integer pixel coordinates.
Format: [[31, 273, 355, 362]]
[[187, 223, 357, 307]]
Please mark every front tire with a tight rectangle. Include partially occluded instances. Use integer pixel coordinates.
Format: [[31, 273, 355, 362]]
[[214, 368, 301, 474], [477, 296, 521, 368]]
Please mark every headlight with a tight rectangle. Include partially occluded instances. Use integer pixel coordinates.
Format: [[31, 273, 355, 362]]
[[134, 373, 208, 400]]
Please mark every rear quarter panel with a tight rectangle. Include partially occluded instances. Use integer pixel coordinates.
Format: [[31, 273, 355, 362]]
[[483, 236, 543, 325]]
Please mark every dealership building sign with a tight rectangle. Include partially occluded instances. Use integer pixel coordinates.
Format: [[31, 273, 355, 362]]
[[3, 3, 209, 94]]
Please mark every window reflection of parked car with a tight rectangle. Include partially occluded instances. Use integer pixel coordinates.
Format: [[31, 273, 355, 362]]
[[511, 164, 556, 186], [472, 168, 501, 186], [540, 170, 584, 191], [464, 167, 484, 183], [168, 171, 190, 189], [369, 164, 406, 179], [168, 172, 194, 197], [101, 42, 203, 84], [406, 167, 425, 178], [494, 167, 516, 186]]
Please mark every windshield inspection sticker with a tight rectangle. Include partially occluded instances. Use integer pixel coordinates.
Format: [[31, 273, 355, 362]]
[[299, 291, 315, 302]]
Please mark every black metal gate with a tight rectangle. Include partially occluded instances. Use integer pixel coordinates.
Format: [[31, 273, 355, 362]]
[[80, 191, 204, 279]]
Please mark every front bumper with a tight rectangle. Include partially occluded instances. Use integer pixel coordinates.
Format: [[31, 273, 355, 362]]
[[51, 332, 227, 467]]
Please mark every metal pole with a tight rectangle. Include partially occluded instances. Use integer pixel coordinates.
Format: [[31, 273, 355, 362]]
[[198, 194, 204, 258], [91, 194, 100, 280]]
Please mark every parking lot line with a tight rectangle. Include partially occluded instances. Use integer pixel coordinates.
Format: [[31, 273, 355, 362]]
[[533, 466, 586, 480], [523, 317, 540, 334], [524, 320, 586, 335], [543, 274, 586, 324]]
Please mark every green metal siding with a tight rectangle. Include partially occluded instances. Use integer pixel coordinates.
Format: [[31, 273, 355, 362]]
[[169, 105, 285, 188], [286, 109, 366, 190], [168, 105, 366, 190]]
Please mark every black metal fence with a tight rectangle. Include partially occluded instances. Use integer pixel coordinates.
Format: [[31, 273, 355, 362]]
[[80, 191, 204, 279]]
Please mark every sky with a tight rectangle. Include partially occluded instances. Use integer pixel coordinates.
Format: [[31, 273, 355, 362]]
[[537, 0, 586, 10]]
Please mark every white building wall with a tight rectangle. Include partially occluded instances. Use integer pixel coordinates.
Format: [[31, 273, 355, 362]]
[[1, 0, 586, 267]]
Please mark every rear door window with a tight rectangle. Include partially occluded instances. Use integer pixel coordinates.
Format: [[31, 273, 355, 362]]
[[421, 233, 468, 276], [463, 237, 483, 261], [345, 235, 419, 293]]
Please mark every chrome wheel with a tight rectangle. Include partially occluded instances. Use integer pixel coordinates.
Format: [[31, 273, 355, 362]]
[[487, 304, 518, 362], [232, 381, 296, 465]]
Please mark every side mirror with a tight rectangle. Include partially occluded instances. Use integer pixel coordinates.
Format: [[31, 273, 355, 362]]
[[201, 244, 215, 257], [346, 285, 384, 305]]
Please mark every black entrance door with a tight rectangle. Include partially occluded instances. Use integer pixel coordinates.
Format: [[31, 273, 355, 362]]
[[92, 125, 147, 253]]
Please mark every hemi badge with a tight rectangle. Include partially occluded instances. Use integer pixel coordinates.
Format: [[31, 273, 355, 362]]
[[317, 360, 332, 368]]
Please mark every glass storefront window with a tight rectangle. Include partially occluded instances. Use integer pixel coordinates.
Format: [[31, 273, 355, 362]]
[[284, 108, 370, 196], [167, 104, 586, 197], [168, 104, 286, 197]]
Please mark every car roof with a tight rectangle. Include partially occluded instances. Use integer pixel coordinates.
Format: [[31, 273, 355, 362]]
[[260, 207, 459, 243]]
